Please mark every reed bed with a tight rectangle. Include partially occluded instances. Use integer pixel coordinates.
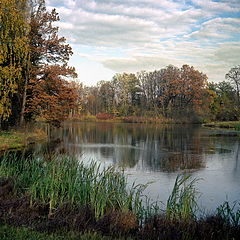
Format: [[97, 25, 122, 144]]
[[0, 153, 238, 223], [1, 153, 240, 239], [0, 153, 151, 219]]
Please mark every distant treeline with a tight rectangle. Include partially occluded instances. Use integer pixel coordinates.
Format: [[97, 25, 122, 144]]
[[74, 65, 240, 123]]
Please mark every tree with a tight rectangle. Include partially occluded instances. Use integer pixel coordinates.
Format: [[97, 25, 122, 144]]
[[137, 70, 164, 114], [68, 81, 84, 117], [25, 0, 78, 125], [79, 86, 100, 115], [0, 0, 77, 128], [112, 73, 140, 116], [178, 65, 208, 114], [208, 81, 238, 121], [26, 65, 78, 124], [0, 0, 30, 128], [159, 65, 180, 116], [97, 80, 115, 114], [225, 65, 240, 106]]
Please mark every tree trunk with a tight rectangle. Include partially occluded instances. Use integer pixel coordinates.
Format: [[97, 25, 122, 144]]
[[20, 58, 30, 126], [19, 78, 28, 126]]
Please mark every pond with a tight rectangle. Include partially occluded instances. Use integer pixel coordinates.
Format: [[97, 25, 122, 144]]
[[33, 122, 240, 214]]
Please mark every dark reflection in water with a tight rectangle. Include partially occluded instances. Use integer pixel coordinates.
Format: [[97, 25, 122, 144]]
[[32, 122, 240, 212], [38, 122, 236, 172]]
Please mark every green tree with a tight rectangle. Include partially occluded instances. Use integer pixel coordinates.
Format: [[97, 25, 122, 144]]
[[112, 73, 139, 116], [209, 81, 239, 121], [0, 0, 30, 128], [225, 65, 240, 107], [97, 80, 115, 114]]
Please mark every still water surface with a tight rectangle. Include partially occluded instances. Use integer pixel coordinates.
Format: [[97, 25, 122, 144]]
[[36, 122, 240, 213]]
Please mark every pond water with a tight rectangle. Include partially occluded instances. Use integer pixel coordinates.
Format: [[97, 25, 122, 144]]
[[34, 122, 240, 214]]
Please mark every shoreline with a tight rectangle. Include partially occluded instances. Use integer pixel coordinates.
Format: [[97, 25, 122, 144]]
[[0, 129, 47, 151], [203, 121, 240, 130]]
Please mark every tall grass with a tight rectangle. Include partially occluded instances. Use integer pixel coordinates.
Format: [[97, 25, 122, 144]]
[[2, 153, 239, 228], [217, 201, 240, 227], [166, 174, 200, 221], [0, 153, 150, 219]]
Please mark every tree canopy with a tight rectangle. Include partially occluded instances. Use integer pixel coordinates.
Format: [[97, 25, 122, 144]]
[[0, 0, 78, 129], [0, 0, 30, 125]]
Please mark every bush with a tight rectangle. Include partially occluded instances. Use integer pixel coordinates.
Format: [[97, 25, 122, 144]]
[[96, 113, 113, 120]]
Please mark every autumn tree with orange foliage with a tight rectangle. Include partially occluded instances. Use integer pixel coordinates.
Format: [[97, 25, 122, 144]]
[[137, 65, 208, 120], [0, 0, 78, 129], [170, 64, 208, 118], [81, 65, 209, 122], [24, 0, 78, 126]]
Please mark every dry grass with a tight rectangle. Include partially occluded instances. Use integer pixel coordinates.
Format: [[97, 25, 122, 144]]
[[0, 129, 47, 150]]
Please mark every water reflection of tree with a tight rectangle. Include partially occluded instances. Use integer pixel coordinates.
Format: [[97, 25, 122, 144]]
[[38, 122, 238, 173], [115, 124, 204, 172], [232, 141, 240, 177], [158, 154, 203, 172], [60, 123, 206, 172]]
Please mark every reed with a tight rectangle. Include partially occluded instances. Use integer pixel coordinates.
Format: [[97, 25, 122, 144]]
[[166, 174, 200, 221], [217, 201, 240, 227], [0, 153, 150, 219], [4, 153, 239, 227]]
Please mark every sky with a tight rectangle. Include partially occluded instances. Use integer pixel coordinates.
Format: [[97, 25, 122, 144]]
[[45, 0, 240, 86]]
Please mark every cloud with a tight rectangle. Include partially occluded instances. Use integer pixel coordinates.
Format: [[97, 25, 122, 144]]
[[45, 0, 240, 84], [191, 0, 239, 13], [100, 39, 240, 82], [213, 42, 240, 65], [49, 0, 209, 47], [102, 55, 182, 73], [54, 7, 159, 47], [189, 18, 240, 40]]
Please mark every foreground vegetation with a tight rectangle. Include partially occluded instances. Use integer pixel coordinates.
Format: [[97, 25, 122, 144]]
[[0, 225, 132, 240], [0, 129, 46, 151], [0, 154, 239, 239]]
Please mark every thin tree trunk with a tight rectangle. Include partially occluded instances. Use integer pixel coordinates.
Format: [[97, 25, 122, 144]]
[[20, 77, 28, 126], [20, 57, 30, 126]]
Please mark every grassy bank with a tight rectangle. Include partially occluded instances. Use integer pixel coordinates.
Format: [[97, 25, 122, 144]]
[[0, 225, 132, 240], [0, 154, 239, 239], [203, 121, 240, 130], [69, 114, 198, 124], [0, 129, 47, 151]]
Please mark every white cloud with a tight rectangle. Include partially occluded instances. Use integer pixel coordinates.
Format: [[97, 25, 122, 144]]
[[49, 0, 210, 47], [212, 42, 240, 65], [45, 0, 240, 84], [191, 0, 239, 13], [102, 55, 182, 73], [189, 18, 240, 40]]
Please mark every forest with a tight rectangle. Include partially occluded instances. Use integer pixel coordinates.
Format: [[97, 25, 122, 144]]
[[1, 0, 240, 130], [77, 66, 240, 123]]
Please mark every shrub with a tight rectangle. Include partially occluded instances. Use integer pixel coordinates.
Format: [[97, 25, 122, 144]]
[[96, 113, 113, 120]]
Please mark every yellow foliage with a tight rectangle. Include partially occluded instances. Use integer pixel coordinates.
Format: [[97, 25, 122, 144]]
[[0, 0, 30, 121]]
